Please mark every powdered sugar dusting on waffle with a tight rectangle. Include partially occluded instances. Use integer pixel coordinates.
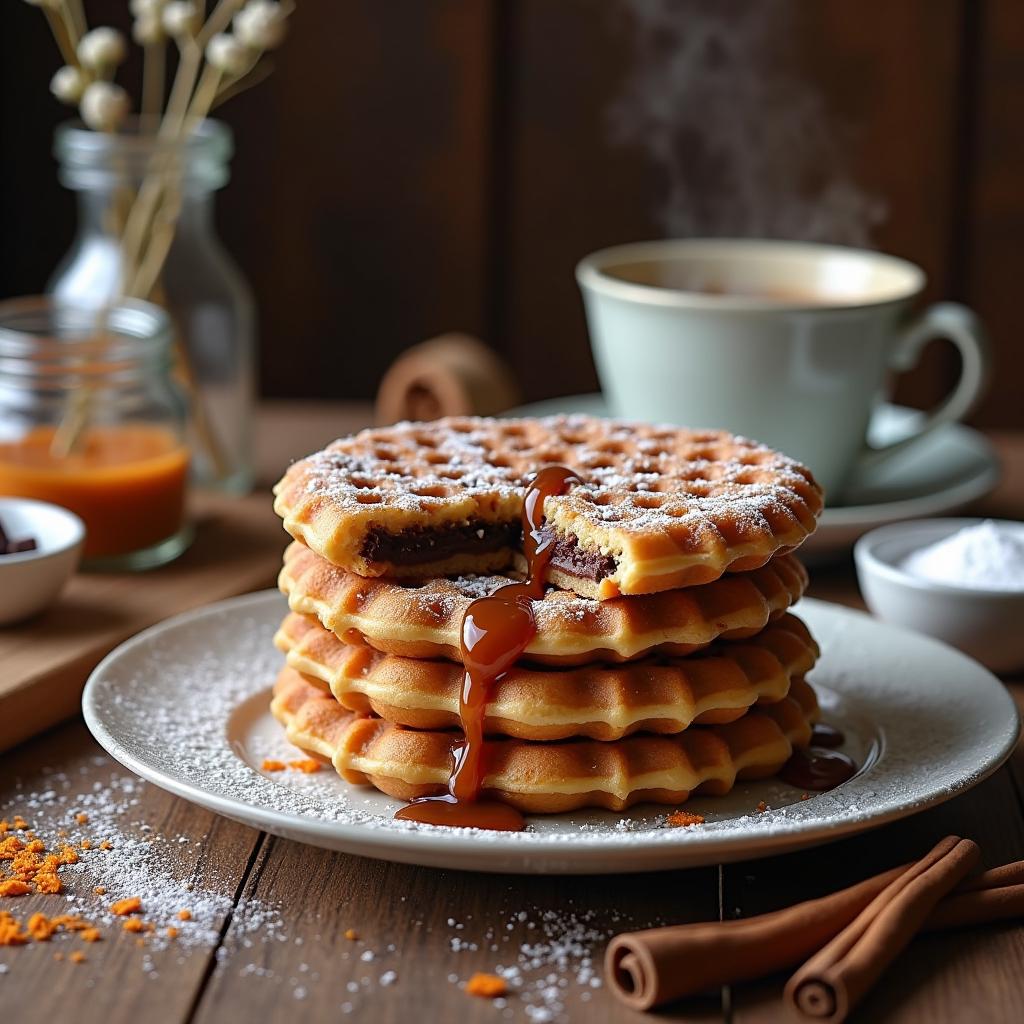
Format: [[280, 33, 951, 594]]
[[274, 415, 823, 595], [401, 574, 602, 627], [287, 415, 819, 527]]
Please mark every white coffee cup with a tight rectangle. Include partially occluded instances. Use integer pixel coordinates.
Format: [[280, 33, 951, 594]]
[[576, 239, 990, 500]]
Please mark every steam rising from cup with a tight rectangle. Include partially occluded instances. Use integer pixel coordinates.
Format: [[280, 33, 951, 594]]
[[609, 0, 886, 245]]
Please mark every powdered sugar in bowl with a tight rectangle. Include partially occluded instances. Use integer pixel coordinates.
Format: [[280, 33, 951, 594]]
[[855, 518, 1024, 673]]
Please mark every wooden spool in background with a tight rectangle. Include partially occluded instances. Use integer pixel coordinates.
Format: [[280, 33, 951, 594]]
[[375, 333, 521, 424]]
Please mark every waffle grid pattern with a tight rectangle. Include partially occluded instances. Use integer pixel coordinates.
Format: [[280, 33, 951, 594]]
[[274, 415, 823, 598]]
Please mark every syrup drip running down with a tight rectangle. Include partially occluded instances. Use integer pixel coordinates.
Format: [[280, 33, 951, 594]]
[[779, 724, 857, 791], [395, 466, 581, 831], [810, 723, 845, 749]]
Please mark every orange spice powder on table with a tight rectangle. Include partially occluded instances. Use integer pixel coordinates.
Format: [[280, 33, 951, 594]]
[[110, 897, 143, 916], [0, 912, 29, 945], [1, 912, 97, 946], [666, 811, 705, 828], [2, 837, 68, 896], [27, 913, 58, 941], [0, 836, 25, 859], [34, 872, 62, 894], [466, 973, 508, 998]]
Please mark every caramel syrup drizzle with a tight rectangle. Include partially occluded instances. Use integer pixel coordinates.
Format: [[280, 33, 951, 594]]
[[779, 724, 857, 792], [395, 466, 580, 831]]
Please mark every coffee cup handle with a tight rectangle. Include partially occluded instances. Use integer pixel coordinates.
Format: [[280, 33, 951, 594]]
[[855, 302, 991, 475]]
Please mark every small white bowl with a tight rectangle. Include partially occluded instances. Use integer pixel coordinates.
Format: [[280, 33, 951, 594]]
[[0, 498, 85, 625], [854, 518, 1024, 673]]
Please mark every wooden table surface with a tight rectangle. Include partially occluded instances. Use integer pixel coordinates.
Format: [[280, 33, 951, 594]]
[[2, 406, 1023, 1024]]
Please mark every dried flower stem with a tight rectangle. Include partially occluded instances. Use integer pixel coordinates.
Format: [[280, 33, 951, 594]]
[[212, 58, 273, 109], [128, 194, 181, 301], [166, 317, 232, 481], [43, 4, 80, 69], [141, 42, 166, 127], [49, 388, 94, 460], [197, 0, 248, 48], [34, 0, 292, 478], [65, 0, 86, 39], [118, 40, 201, 284]]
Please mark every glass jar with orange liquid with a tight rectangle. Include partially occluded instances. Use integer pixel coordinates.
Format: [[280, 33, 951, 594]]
[[0, 297, 191, 570]]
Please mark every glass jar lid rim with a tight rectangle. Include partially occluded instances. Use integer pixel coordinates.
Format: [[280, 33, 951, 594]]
[[55, 117, 233, 163], [0, 296, 172, 358]]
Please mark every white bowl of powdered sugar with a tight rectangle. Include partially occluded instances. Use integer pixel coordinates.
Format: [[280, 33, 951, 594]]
[[855, 518, 1024, 673]]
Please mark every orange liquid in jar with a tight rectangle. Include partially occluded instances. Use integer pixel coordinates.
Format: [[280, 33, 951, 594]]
[[0, 425, 189, 559]]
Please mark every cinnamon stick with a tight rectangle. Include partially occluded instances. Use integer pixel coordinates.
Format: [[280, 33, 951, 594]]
[[606, 866, 905, 1011], [606, 849, 1024, 1012], [784, 835, 979, 1022]]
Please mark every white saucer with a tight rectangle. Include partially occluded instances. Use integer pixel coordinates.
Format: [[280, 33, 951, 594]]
[[82, 590, 1017, 874], [505, 396, 999, 561]]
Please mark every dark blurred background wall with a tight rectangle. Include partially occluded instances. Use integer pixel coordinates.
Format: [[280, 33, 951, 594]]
[[2, 0, 1021, 424]]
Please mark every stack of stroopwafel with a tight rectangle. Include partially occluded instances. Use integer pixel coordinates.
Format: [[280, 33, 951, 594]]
[[270, 415, 825, 816]]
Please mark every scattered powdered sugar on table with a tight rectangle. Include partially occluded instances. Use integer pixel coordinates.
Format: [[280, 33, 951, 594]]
[[902, 520, 1024, 591], [439, 904, 636, 1022], [1, 763, 283, 961]]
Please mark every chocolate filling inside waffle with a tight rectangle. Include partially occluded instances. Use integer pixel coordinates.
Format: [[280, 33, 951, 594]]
[[360, 519, 618, 581], [361, 520, 522, 566], [542, 529, 617, 581]]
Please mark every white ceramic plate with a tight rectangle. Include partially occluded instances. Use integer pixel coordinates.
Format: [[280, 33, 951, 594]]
[[504, 396, 999, 562], [83, 590, 1017, 874]]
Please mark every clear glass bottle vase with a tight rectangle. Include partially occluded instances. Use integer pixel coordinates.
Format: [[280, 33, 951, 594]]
[[48, 119, 255, 494]]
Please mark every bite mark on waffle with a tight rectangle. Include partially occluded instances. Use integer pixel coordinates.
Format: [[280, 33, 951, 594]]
[[272, 416, 823, 599]]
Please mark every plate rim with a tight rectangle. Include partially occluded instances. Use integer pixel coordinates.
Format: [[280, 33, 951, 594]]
[[82, 591, 1020, 873]]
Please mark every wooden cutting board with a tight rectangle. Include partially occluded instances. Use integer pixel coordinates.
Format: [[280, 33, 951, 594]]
[[0, 400, 375, 753], [0, 492, 288, 752]]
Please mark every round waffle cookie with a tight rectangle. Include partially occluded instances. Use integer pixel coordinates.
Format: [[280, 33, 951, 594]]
[[279, 541, 809, 666], [270, 672, 820, 813], [273, 415, 823, 598], [274, 612, 819, 740]]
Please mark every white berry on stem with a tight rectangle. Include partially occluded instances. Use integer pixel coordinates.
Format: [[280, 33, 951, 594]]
[[77, 27, 128, 71], [50, 65, 86, 105], [206, 33, 252, 76], [80, 81, 131, 132], [234, 1, 290, 51]]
